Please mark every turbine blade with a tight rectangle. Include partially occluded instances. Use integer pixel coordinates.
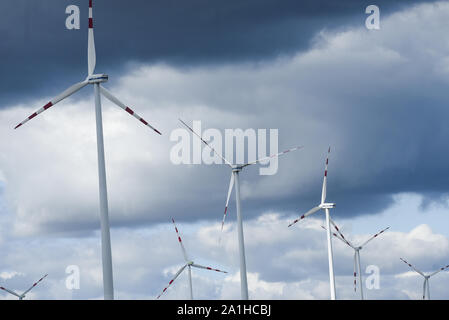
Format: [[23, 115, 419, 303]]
[[192, 263, 228, 274], [221, 172, 235, 234], [429, 263, 449, 277], [288, 206, 321, 227], [178, 119, 232, 167], [14, 81, 88, 129], [240, 145, 304, 168], [400, 258, 425, 277], [172, 218, 189, 262], [321, 147, 331, 204], [423, 278, 427, 300], [329, 218, 355, 248], [21, 274, 48, 297], [88, 0, 96, 75], [100, 86, 161, 135], [354, 251, 358, 293], [360, 227, 390, 248], [156, 264, 187, 299], [0, 286, 21, 298], [321, 225, 353, 248]]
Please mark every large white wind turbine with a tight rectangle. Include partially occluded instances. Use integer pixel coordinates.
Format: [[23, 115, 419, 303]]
[[288, 147, 338, 299], [179, 119, 303, 300], [156, 218, 227, 300], [323, 222, 389, 299], [13, 0, 161, 300], [400, 258, 449, 300], [0, 274, 48, 300]]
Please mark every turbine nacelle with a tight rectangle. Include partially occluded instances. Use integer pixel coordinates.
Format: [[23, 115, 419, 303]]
[[319, 203, 336, 209], [87, 74, 108, 84]]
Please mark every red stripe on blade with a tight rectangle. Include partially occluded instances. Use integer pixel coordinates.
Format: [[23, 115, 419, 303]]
[[125, 107, 134, 115], [43, 102, 53, 110]]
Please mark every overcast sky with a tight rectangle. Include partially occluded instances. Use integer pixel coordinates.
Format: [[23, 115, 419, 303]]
[[1, 0, 449, 300]]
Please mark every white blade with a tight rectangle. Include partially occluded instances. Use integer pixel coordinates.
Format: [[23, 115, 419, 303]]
[[329, 218, 354, 248], [240, 145, 304, 168], [321, 147, 331, 204], [288, 206, 321, 227], [0, 286, 21, 298], [21, 274, 48, 297], [429, 263, 449, 277], [14, 81, 88, 129], [88, 0, 96, 75], [100, 86, 162, 135], [192, 263, 228, 274], [360, 227, 390, 248], [422, 278, 427, 300], [179, 119, 232, 167], [156, 264, 187, 299], [353, 251, 358, 292], [400, 258, 425, 277], [321, 224, 353, 248], [172, 218, 189, 262], [221, 172, 235, 233]]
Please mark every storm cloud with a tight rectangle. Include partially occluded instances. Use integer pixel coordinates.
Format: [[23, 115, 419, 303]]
[[0, 0, 435, 105]]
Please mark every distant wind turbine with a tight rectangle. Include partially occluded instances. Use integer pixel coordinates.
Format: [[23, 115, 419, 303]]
[[179, 118, 303, 300], [323, 222, 389, 299], [13, 0, 161, 300], [156, 218, 227, 300], [0, 274, 48, 300], [288, 147, 337, 300], [400, 258, 449, 300]]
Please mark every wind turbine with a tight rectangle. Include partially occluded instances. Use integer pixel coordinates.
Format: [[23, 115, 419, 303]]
[[323, 221, 389, 299], [288, 147, 338, 300], [156, 218, 227, 300], [13, 0, 161, 300], [0, 274, 48, 300], [400, 258, 449, 300], [179, 119, 303, 300]]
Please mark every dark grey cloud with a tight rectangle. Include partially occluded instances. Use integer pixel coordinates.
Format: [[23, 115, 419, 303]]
[[0, 0, 433, 106], [1, 1, 449, 234]]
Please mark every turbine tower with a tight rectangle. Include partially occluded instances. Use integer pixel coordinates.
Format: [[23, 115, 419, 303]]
[[156, 218, 227, 299], [13, 0, 161, 300], [179, 119, 303, 300], [323, 222, 389, 299], [0, 274, 48, 300], [400, 258, 449, 300], [288, 147, 337, 300]]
